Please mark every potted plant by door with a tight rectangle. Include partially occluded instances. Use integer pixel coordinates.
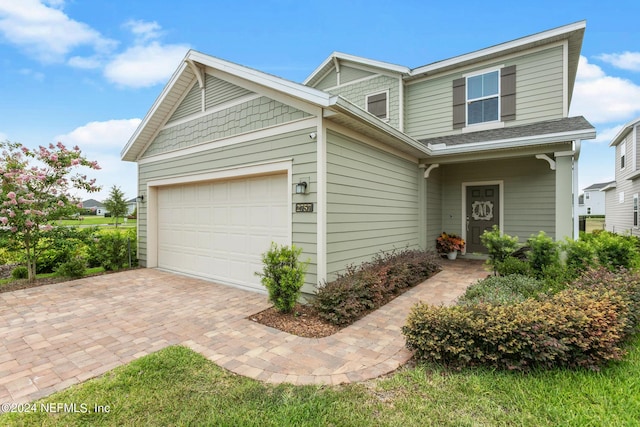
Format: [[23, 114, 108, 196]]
[[436, 232, 466, 260]]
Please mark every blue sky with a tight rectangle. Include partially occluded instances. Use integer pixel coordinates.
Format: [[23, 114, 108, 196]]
[[1, 0, 639, 201]]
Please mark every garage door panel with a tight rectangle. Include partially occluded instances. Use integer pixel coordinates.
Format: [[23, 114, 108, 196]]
[[157, 174, 288, 291]]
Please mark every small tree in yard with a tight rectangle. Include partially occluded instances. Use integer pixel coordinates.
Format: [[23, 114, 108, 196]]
[[0, 141, 101, 281], [256, 243, 308, 313], [103, 185, 128, 227]]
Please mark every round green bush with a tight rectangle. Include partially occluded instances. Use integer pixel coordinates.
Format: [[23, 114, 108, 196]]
[[11, 266, 28, 279]]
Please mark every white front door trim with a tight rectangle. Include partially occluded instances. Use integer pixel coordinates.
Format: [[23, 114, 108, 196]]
[[461, 180, 504, 251]]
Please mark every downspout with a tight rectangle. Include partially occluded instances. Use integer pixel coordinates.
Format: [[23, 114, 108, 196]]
[[572, 139, 582, 239]]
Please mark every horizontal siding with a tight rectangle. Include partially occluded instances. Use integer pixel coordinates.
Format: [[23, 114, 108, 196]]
[[326, 130, 419, 278], [142, 96, 311, 157], [168, 82, 201, 123], [438, 157, 556, 242], [314, 69, 337, 90], [205, 74, 253, 110], [405, 45, 565, 139], [340, 65, 375, 84], [606, 130, 640, 234], [138, 127, 319, 292]]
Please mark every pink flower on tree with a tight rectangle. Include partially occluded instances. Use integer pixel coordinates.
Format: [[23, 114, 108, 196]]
[[0, 217, 7, 225], [7, 191, 16, 199]]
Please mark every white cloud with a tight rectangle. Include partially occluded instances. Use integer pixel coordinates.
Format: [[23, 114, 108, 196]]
[[19, 68, 45, 81], [125, 19, 163, 43], [54, 119, 142, 200], [0, 131, 8, 141], [104, 42, 188, 88], [570, 56, 640, 124], [597, 51, 640, 72], [68, 55, 102, 69], [0, 0, 116, 63], [588, 124, 624, 145]]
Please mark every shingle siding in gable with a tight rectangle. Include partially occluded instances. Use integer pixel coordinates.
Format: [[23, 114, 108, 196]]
[[142, 96, 311, 157], [327, 74, 400, 129]]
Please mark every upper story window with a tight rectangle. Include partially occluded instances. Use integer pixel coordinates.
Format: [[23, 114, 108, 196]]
[[452, 65, 516, 130], [621, 141, 627, 170], [467, 71, 499, 125], [585, 192, 590, 200], [366, 91, 388, 120]]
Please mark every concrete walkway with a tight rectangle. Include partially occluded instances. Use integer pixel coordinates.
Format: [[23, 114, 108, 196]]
[[0, 259, 487, 404]]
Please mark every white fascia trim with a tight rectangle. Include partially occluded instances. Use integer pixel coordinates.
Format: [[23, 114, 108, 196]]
[[410, 21, 586, 77], [331, 97, 431, 156], [303, 51, 409, 85], [429, 128, 595, 156], [121, 60, 190, 159], [138, 117, 317, 165], [188, 51, 332, 107], [609, 118, 640, 147], [146, 158, 292, 187]]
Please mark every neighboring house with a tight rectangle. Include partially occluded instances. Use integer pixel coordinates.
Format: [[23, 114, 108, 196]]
[[126, 198, 137, 215], [577, 182, 612, 216], [604, 117, 640, 235], [82, 199, 106, 216], [122, 21, 595, 295]]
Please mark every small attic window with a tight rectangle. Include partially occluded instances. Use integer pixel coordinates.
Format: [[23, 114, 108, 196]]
[[366, 91, 388, 120]]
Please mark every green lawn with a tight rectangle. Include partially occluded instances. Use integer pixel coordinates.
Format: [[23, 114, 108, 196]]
[[55, 217, 136, 228], [3, 336, 639, 426]]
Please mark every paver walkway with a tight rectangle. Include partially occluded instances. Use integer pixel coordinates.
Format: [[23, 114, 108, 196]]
[[0, 259, 487, 404]]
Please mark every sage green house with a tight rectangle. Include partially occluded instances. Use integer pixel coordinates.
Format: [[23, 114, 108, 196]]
[[121, 21, 595, 294]]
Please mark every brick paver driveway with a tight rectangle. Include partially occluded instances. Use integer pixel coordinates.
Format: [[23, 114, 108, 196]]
[[0, 260, 487, 404]]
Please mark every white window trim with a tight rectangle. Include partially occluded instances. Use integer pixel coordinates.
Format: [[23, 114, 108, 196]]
[[365, 90, 389, 121], [621, 141, 627, 171], [620, 191, 625, 204], [464, 66, 502, 127]]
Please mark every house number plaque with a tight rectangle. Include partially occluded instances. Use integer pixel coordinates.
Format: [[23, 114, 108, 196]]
[[295, 203, 314, 213]]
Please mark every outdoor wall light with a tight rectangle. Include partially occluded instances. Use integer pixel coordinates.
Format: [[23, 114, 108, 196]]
[[137, 195, 145, 203], [295, 181, 308, 195]]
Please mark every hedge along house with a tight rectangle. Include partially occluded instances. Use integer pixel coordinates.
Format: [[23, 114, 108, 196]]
[[122, 21, 595, 295]]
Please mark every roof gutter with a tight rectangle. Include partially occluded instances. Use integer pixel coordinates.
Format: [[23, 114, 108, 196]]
[[427, 128, 595, 157]]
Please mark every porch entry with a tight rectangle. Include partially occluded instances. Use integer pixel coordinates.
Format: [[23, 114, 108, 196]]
[[466, 185, 500, 253]]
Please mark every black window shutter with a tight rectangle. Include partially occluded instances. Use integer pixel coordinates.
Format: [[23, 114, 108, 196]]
[[501, 65, 516, 121], [452, 78, 466, 129]]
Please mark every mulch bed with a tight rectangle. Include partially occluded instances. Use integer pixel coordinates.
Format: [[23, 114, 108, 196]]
[[248, 303, 342, 338]]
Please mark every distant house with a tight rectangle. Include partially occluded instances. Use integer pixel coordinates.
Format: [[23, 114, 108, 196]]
[[604, 117, 640, 234], [126, 198, 137, 215], [82, 199, 106, 216], [577, 182, 612, 216], [121, 21, 595, 294]]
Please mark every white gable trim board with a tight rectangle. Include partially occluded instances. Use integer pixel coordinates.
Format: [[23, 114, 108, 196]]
[[145, 160, 293, 292]]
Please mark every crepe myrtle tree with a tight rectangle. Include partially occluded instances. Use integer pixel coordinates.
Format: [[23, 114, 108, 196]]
[[0, 141, 101, 281]]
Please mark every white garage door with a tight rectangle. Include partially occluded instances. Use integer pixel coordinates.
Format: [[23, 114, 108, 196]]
[[157, 174, 289, 291]]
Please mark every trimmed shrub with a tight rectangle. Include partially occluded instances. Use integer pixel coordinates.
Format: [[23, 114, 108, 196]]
[[256, 243, 308, 313], [458, 274, 544, 305], [11, 265, 28, 279], [55, 257, 87, 278], [403, 288, 629, 370], [313, 249, 441, 325], [495, 256, 533, 277], [563, 238, 597, 277], [480, 226, 519, 271], [590, 232, 640, 271], [88, 229, 137, 271], [527, 231, 559, 277]]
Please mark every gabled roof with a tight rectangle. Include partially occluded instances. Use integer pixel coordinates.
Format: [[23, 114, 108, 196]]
[[583, 181, 616, 191], [83, 199, 103, 208], [609, 117, 640, 147], [121, 50, 431, 162], [305, 21, 586, 104]]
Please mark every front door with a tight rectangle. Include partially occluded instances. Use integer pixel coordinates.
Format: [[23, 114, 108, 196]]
[[466, 185, 500, 253]]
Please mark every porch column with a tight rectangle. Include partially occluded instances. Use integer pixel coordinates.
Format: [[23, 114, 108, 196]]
[[418, 165, 427, 249], [555, 154, 574, 240]]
